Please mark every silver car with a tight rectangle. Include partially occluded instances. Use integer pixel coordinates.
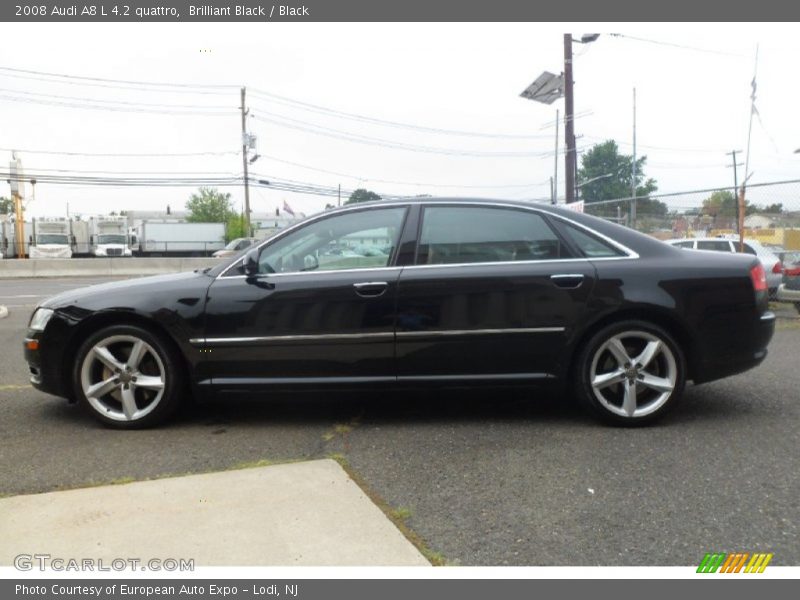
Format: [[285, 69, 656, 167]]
[[664, 237, 783, 297]]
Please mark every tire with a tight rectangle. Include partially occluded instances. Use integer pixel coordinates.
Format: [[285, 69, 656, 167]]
[[573, 320, 686, 426], [73, 324, 185, 429]]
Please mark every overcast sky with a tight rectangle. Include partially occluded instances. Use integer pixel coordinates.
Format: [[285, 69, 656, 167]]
[[2, 22, 800, 219]]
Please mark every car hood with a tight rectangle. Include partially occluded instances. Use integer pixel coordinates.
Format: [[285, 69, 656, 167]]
[[40, 270, 212, 310]]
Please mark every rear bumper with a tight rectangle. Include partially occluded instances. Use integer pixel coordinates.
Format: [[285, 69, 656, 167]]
[[777, 283, 800, 303], [693, 311, 775, 384]]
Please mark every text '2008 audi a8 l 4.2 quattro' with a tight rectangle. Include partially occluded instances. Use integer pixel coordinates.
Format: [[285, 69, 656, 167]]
[[23, 198, 775, 428]]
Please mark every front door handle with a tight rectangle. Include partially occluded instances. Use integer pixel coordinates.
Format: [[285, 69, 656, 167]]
[[353, 281, 388, 298], [550, 274, 585, 289]]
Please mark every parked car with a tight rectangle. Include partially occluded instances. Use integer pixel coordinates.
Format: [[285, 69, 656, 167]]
[[776, 250, 800, 314], [664, 237, 783, 298], [24, 199, 775, 428], [212, 237, 258, 258]]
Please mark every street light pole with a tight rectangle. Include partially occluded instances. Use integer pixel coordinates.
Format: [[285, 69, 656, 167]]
[[563, 34, 576, 205]]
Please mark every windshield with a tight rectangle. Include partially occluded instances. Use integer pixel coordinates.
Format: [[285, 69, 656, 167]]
[[98, 234, 127, 245], [38, 234, 69, 245]]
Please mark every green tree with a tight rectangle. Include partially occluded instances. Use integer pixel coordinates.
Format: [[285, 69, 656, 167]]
[[702, 190, 754, 218], [186, 187, 234, 222], [225, 213, 248, 241], [577, 140, 665, 218], [0, 196, 13, 215], [346, 188, 382, 204], [753, 202, 783, 214]]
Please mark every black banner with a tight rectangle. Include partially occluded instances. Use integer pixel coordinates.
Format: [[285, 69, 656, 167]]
[[2, 0, 800, 22], [3, 579, 797, 600]]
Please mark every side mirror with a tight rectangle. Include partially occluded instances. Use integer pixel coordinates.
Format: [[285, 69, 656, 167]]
[[243, 247, 260, 277]]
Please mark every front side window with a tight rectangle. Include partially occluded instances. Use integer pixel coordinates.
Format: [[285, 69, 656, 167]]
[[255, 207, 407, 274], [417, 206, 566, 265], [674, 241, 694, 249]]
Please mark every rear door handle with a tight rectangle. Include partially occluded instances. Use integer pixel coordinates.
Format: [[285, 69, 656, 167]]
[[550, 274, 585, 289], [353, 281, 388, 298]]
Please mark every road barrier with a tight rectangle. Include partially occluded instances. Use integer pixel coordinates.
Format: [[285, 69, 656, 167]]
[[0, 257, 225, 279]]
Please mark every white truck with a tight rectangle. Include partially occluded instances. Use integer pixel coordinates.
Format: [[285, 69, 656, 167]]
[[30, 218, 72, 259], [130, 221, 225, 256], [89, 217, 131, 257], [1, 220, 34, 258]]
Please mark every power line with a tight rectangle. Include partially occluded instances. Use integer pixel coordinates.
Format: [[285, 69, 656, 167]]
[[251, 113, 571, 158], [249, 88, 550, 140], [0, 65, 237, 90], [0, 87, 235, 111], [0, 147, 240, 158], [255, 154, 551, 189], [609, 34, 748, 58], [0, 93, 237, 116]]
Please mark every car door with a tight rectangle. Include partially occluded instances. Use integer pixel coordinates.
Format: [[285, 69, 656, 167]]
[[394, 204, 597, 382], [200, 205, 409, 391]]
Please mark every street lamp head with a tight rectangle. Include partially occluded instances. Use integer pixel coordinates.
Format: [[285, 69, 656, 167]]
[[579, 33, 600, 44]]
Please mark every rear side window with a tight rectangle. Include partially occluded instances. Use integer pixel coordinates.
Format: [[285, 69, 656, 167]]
[[559, 222, 625, 258], [417, 206, 567, 265], [674, 241, 694, 249], [697, 240, 733, 252], [740, 243, 758, 256]]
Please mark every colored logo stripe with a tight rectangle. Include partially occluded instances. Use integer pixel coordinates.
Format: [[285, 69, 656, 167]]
[[697, 552, 773, 573]]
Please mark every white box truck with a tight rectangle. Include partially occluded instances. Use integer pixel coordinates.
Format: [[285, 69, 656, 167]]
[[131, 221, 225, 256], [30, 218, 72, 259], [89, 217, 131, 257]]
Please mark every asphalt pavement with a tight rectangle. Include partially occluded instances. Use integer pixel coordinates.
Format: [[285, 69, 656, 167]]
[[0, 277, 798, 566]]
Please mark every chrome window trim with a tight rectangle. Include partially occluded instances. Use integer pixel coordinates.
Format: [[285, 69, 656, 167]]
[[216, 200, 640, 280]]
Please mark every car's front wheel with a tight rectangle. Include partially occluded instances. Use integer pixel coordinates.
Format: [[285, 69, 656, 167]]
[[574, 320, 686, 426], [73, 324, 184, 428]]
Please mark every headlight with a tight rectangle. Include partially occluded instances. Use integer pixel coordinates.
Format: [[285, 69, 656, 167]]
[[29, 307, 54, 331]]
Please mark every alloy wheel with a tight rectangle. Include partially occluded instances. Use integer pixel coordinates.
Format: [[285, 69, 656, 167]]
[[589, 330, 678, 419], [79, 334, 166, 422]]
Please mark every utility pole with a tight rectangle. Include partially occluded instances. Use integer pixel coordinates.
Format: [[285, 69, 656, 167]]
[[563, 34, 576, 204], [240, 87, 252, 236], [553, 108, 560, 204], [726, 150, 743, 234], [631, 87, 637, 227]]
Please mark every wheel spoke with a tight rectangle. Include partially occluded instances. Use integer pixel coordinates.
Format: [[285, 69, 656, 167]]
[[120, 387, 138, 420], [592, 369, 626, 390], [639, 372, 674, 393], [93, 345, 125, 372], [622, 379, 638, 416], [607, 337, 632, 367], [633, 340, 661, 369], [134, 375, 164, 391], [85, 377, 119, 399], [126, 340, 147, 370]]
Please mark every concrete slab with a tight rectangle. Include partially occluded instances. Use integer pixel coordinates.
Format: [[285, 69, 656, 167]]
[[0, 459, 430, 567]]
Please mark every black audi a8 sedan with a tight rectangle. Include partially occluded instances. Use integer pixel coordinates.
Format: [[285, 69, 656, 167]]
[[24, 198, 775, 428]]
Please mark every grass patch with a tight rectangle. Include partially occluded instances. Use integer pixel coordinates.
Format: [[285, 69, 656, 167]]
[[327, 453, 447, 566]]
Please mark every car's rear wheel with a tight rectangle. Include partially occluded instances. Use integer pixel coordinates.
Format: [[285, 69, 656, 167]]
[[574, 320, 686, 426], [73, 324, 183, 428]]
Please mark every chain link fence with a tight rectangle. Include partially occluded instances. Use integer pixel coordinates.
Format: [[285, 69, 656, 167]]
[[582, 179, 800, 251]]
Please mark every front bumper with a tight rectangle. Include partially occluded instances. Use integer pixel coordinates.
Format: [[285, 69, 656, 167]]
[[23, 315, 74, 400]]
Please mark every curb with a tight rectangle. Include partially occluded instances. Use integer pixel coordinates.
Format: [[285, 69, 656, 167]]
[[0, 305, 8, 319]]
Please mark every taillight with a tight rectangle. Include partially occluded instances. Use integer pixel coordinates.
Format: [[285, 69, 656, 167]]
[[772, 261, 782, 274], [750, 263, 767, 292]]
